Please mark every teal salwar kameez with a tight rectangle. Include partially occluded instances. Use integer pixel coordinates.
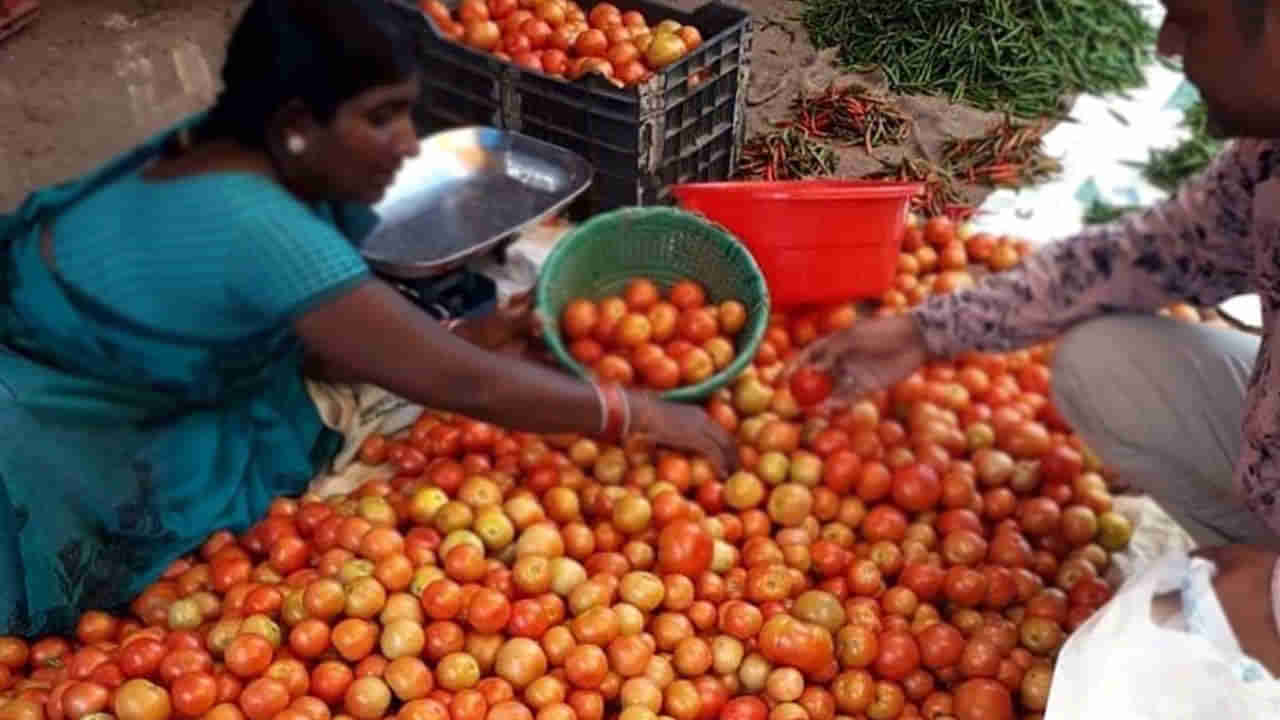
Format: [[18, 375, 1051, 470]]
[[0, 115, 375, 634]]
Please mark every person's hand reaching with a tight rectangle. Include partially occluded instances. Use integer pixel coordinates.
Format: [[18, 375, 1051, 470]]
[[630, 393, 736, 478], [784, 314, 931, 410], [452, 292, 538, 355], [1192, 544, 1280, 675]]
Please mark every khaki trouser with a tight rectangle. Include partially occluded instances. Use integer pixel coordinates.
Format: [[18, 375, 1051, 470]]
[[1052, 314, 1278, 549]]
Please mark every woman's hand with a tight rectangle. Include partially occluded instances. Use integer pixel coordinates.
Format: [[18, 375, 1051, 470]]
[[631, 393, 737, 477], [784, 313, 931, 410], [452, 291, 539, 354], [1193, 544, 1280, 675], [299, 281, 737, 451]]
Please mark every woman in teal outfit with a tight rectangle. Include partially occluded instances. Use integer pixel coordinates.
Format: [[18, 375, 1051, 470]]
[[0, 0, 734, 635]]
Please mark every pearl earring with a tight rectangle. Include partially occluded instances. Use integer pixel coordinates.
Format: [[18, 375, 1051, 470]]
[[286, 134, 307, 155]]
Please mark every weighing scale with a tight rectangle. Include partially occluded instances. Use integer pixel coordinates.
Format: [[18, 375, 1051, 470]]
[[358, 126, 593, 321]]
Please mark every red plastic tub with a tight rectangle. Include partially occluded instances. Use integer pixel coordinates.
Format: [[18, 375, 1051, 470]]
[[670, 180, 923, 306]]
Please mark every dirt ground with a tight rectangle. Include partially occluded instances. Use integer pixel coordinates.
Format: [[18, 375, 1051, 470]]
[[741, 0, 1004, 209], [0, 0, 1003, 213], [0, 0, 245, 212]]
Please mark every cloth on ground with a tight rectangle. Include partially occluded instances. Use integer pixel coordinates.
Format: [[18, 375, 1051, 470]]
[[305, 380, 418, 497], [305, 219, 572, 497]]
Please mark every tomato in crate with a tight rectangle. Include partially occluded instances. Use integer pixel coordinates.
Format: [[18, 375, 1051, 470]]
[[390, 0, 752, 217]]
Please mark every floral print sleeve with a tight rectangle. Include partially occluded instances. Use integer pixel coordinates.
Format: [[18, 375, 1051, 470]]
[[913, 140, 1277, 358]]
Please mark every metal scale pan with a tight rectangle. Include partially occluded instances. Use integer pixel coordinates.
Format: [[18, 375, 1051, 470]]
[[358, 126, 594, 280]]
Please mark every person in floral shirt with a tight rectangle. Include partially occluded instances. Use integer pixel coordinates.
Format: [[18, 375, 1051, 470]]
[[797, 0, 1280, 672]]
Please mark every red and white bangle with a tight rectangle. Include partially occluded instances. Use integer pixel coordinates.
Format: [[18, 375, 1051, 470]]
[[1271, 556, 1280, 639], [596, 382, 630, 443], [590, 382, 609, 436], [617, 387, 631, 439]]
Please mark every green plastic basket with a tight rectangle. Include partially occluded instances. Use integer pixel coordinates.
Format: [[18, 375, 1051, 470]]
[[536, 207, 772, 402]]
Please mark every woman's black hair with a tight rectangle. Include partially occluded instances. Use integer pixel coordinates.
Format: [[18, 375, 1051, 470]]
[[203, 0, 420, 147], [1233, 0, 1267, 43]]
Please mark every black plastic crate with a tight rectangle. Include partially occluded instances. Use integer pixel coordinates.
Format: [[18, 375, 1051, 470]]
[[389, 0, 751, 217]]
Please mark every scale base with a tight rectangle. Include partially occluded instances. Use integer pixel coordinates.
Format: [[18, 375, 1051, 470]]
[[385, 270, 497, 322]]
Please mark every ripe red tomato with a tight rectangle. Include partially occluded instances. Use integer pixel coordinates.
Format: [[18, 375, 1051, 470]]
[[488, 0, 517, 18], [159, 649, 213, 686], [918, 623, 965, 669], [224, 635, 273, 679], [891, 463, 942, 512], [657, 519, 713, 576], [1041, 444, 1084, 484], [899, 563, 946, 601], [31, 637, 71, 668], [1069, 575, 1111, 606], [74, 612, 119, 646], [62, 681, 111, 720], [506, 598, 551, 639], [310, 662, 354, 705], [172, 672, 218, 718], [721, 696, 767, 720], [239, 677, 290, 720], [862, 505, 908, 542], [757, 615, 835, 675], [66, 648, 110, 682], [467, 589, 512, 634], [117, 638, 166, 679], [668, 280, 706, 310], [0, 637, 29, 670], [873, 630, 920, 681], [790, 367, 834, 407], [953, 678, 1013, 720], [113, 679, 171, 720]]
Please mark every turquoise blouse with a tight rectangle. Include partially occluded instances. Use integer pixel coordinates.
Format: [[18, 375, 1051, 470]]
[[0, 115, 375, 634]]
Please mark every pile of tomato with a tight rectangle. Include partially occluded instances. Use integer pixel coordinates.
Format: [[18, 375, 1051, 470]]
[[419, 0, 702, 86], [559, 278, 748, 391], [0, 214, 1161, 720]]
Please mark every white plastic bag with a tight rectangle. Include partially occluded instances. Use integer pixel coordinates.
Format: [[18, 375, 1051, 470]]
[[1105, 495, 1197, 586], [1045, 551, 1280, 719]]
